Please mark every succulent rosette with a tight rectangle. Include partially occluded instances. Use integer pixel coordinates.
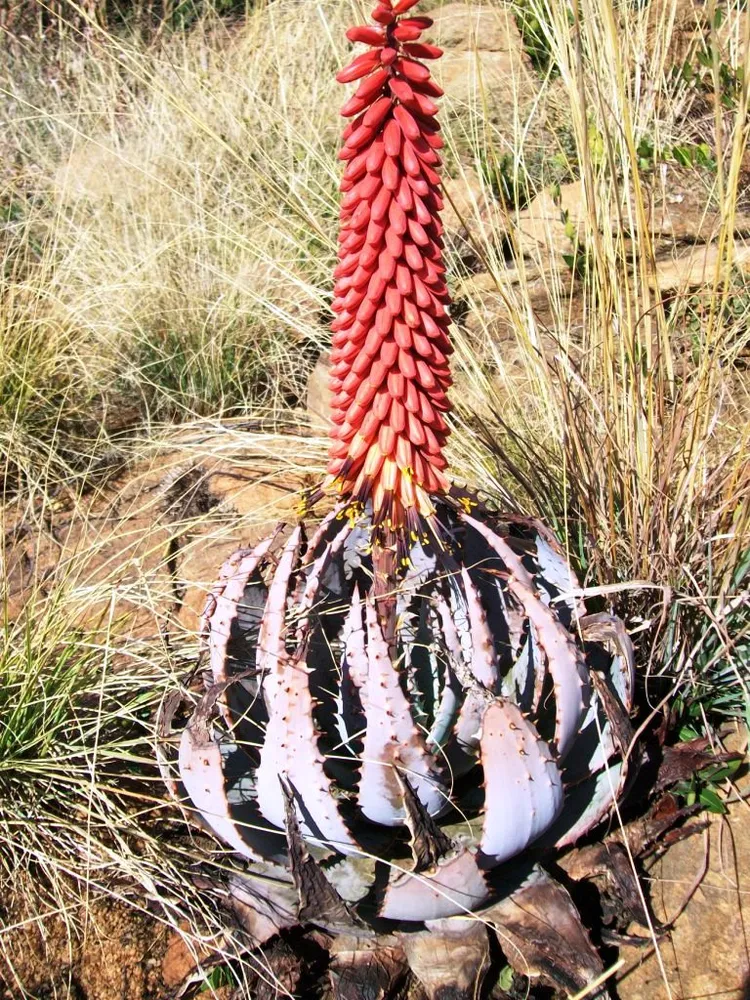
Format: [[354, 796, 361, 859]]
[[160, 0, 636, 959]]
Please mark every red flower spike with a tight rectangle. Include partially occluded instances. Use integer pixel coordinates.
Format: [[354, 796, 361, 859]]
[[329, 0, 453, 534], [373, 6, 396, 25]]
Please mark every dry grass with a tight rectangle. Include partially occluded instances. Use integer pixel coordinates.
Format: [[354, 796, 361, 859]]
[[440, 0, 750, 721], [1, 0, 749, 994]]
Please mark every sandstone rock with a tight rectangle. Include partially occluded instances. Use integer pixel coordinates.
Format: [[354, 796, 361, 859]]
[[427, 3, 539, 130], [442, 167, 497, 234], [306, 350, 332, 430], [515, 180, 586, 260], [651, 242, 750, 292], [456, 265, 581, 340], [516, 169, 750, 266], [427, 1, 528, 53], [617, 729, 750, 1000], [653, 168, 750, 240], [3, 427, 314, 633]]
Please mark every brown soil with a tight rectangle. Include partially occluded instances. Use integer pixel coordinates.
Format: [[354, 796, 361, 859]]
[[1, 895, 169, 1000]]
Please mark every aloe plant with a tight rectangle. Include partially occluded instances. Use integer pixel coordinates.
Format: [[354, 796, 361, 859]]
[[161, 1, 636, 994]]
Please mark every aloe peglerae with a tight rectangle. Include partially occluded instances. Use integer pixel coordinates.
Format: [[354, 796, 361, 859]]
[[161, 1, 637, 994]]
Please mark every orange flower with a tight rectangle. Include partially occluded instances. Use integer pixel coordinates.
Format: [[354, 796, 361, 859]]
[[327, 0, 451, 536]]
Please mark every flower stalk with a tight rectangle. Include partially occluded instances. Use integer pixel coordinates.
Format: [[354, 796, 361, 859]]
[[327, 0, 452, 539]]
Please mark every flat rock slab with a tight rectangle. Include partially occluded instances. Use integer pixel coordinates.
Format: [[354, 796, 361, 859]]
[[3, 423, 321, 634], [617, 736, 750, 1000]]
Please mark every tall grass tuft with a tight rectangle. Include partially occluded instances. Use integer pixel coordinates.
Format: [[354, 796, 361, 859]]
[[442, 0, 750, 722]]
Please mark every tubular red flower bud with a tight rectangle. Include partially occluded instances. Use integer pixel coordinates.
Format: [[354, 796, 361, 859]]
[[346, 26, 386, 46], [393, 0, 422, 12], [329, 0, 452, 532], [404, 41, 443, 59]]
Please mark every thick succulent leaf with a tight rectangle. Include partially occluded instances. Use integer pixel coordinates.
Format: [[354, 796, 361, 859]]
[[357, 597, 448, 825], [435, 593, 471, 686], [479, 700, 563, 865], [336, 590, 368, 755], [295, 526, 357, 767], [300, 503, 348, 567], [462, 514, 589, 760], [531, 524, 585, 620], [280, 777, 357, 928], [551, 760, 626, 849], [426, 659, 462, 753], [206, 537, 276, 681], [494, 574, 526, 655], [565, 617, 636, 780], [462, 525, 515, 665], [443, 685, 490, 778], [256, 527, 303, 707], [156, 689, 206, 825], [403, 537, 439, 586], [445, 578, 474, 677], [580, 613, 635, 712], [225, 870, 299, 946], [341, 517, 371, 579], [564, 696, 616, 782], [401, 918, 490, 1000], [297, 523, 353, 632], [255, 634, 361, 854], [407, 601, 441, 727], [484, 865, 606, 995], [424, 603, 472, 772], [203, 533, 278, 734], [546, 654, 634, 846], [435, 586, 492, 772], [510, 624, 537, 710], [568, 674, 631, 781], [178, 686, 287, 862], [460, 567, 499, 690], [379, 849, 489, 921]]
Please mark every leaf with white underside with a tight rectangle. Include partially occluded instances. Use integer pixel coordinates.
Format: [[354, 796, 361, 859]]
[[552, 760, 626, 848], [178, 686, 287, 862], [580, 613, 635, 712], [462, 514, 589, 760], [203, 533, 278, 736], [295, 522, 353, 636], [256, 527, 302, 709], [379, 849, 489, 921], [460, 567, 499, 690], [567, 614, 636, 779], [356, 597, 447, 825], [532, 526, 585, 619], [479, 700, 564, 864], [255, 636, 361, 855]]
